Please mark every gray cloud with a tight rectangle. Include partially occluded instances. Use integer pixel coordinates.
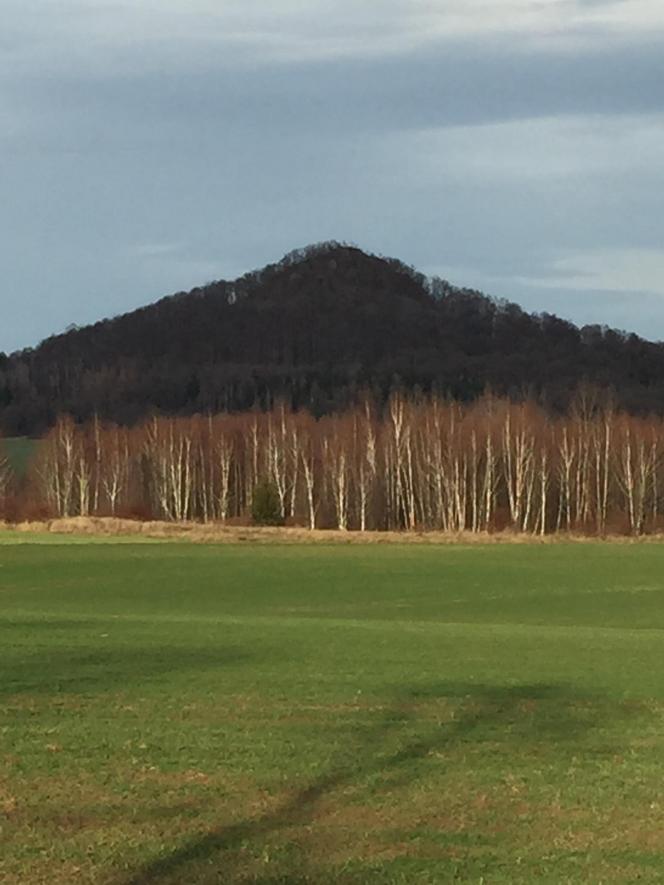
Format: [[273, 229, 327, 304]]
[[1, 1, 663, 351], [7, 34, 664, 147]]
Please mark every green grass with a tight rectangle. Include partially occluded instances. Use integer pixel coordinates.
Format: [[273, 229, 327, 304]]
[[2, 540, 664, 883], [2, 437, 38, 478]]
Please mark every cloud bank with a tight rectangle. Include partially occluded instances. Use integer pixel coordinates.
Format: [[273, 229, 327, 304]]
[[1, 0, 663, 349]]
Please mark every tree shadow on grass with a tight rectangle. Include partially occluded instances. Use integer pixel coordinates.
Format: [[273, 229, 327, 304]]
[[124, 680, 643, 884], [2, 644, 254, 699]]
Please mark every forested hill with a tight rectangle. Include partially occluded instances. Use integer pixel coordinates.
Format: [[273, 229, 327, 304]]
[[1, 241, 664, 435]]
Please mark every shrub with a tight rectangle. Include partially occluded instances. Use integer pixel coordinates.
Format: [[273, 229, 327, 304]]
[[251, 480, 284, 526]]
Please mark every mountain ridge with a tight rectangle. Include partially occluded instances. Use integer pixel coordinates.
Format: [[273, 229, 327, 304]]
[[1, 241, 663, 434]]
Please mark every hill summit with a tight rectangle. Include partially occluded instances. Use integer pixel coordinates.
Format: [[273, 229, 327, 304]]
[[1, 241, 663, 434]]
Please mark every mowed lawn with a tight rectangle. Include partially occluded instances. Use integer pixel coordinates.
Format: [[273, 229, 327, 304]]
[[2, 541, 664, 883]]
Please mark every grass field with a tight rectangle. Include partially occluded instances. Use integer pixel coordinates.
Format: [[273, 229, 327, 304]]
[[3, 539, 664, 883]]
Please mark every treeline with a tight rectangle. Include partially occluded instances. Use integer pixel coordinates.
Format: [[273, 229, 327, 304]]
[[3, 394, 664, 536], [3, 242, 664, 437]]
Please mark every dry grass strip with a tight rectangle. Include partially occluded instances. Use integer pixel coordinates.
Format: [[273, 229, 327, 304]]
[[3, 516, 664, 545]]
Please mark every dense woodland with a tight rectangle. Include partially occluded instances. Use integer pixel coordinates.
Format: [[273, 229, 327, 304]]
[[2, 393, 664, 536], [2, 242, 664, 436]]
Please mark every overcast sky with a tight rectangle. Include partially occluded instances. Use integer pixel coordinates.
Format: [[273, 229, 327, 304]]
[[2, 0, 663, 352]]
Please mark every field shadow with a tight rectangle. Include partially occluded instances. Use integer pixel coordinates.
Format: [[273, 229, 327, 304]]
[[2, 644, 253, 699], [124, 680, 637, 884]]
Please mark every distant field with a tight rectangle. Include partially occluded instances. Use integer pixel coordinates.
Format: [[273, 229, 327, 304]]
[[2, 541, 664, 883], [2, 436, 38, 478]]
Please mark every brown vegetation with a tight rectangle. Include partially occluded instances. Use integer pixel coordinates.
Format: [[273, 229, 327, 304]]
[[2, 390, 664, 538]]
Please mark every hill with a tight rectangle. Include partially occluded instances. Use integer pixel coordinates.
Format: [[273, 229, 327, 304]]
[[1, 241, 663, 434]]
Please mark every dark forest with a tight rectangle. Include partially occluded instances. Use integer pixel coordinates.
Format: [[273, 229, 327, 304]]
[[2, 241, 663, 436]]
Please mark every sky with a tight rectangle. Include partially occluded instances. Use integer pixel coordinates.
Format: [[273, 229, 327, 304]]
[[2, 0, 663, 352]]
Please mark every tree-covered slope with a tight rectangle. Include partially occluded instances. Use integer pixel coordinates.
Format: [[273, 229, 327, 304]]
[[1, 242, 662, 434]]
